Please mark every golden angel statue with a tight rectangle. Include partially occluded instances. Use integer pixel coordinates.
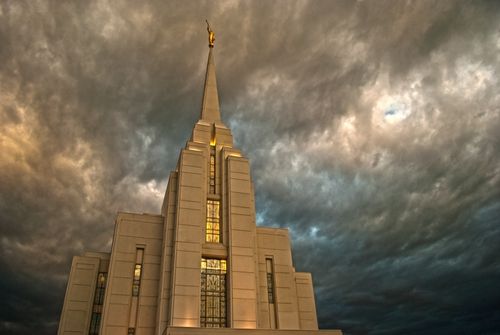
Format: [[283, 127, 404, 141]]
[[206, 20, 215, 47]]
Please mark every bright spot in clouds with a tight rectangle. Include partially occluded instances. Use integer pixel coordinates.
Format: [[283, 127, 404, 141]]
[[382, 101, 411, 123]]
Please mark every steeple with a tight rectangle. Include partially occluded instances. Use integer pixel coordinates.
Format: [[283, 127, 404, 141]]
[[200, 21, 221, 122]]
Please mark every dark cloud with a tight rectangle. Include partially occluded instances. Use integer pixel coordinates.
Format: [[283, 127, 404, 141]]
[[1, 0, 499, 334]]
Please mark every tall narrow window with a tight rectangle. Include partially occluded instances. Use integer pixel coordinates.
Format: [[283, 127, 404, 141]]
[[128, 248, 144, 335], [200, 258, 227, 328], [209, 145, 216, 194], [206, 200, 220, 243], [89, 272, 107, 335], [266, 260, 275, 303], [266, 258, 277, 328]]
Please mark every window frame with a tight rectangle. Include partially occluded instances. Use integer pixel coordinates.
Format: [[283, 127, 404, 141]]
[[200, 258, 227, 328]]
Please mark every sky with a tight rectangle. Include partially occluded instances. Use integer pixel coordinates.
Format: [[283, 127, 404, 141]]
[[1, 0, 499, 334]]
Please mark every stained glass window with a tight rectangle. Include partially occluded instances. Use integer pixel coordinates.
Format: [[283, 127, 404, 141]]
[[132, 264, 142, 296], [200, 258, 227, 328], [266, 258, 275, 304], [89, 312, 101, 335], [209, 145, 216, 194], [206, 200, 221, 243], [89, 272, 107, 335]]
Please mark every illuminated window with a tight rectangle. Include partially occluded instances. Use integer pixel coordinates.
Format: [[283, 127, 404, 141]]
[[209, 145, 216, 193], [134, 264, 142, 280], [127, 248, 143, 333], [200, 258, 227, 328], [94, 272, 107, 305], [206, 200, 220, 243], [89, 272, 107, 335], [132, 264, 142, 296]]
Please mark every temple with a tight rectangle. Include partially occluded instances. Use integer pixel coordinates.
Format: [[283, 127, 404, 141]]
[[57, 26, 342, 335]]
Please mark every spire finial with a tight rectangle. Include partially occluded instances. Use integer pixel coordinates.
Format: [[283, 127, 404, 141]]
[[200, 24, 221, 122], [206, 20, 215, 48]]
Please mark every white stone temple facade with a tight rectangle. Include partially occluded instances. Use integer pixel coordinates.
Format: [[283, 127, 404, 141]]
[[57, 36, 342, 335]]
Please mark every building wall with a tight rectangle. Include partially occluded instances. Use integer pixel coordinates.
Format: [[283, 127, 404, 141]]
[[227, 155, 259, 329], [100, 213, 164, 335], [58, 256, 99, 335], [294, 272, 318, 330], [255, 228, 318, 331], [58, 252, 109, 335], [156, 171, 178, 335], [168, 148, 206, 327], [256, 228, 300, 330]]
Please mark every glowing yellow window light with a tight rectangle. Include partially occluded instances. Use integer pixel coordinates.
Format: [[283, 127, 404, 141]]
[[201, 258, 226, 273], [134, 264, 142, 281], [209, 144, 216, 193], [206, 200, 220, 243]]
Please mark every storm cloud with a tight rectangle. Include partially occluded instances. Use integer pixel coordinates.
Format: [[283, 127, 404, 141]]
[[1, 1, 499, 334]]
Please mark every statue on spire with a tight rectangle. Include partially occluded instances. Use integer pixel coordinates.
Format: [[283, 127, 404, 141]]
[[206, 20, 215, 48]]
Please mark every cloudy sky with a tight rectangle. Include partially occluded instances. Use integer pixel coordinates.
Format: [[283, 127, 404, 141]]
[[1, 1, 500, 334]]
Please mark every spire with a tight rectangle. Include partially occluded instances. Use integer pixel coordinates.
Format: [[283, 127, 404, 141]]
[[200, 21, 221, 122]]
